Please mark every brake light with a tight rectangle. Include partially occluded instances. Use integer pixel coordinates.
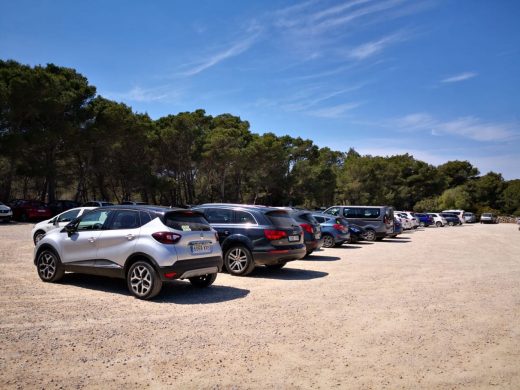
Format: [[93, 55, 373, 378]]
[[300, 223, 313, 234], [264, 229, 287, 240], [152, 231, 181, 244], [333, 223, 347, 233]]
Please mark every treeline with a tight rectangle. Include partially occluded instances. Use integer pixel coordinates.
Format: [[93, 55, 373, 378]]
[[1, 60, 519, 215]]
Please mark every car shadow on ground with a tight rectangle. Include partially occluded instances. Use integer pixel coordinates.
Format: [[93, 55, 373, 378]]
[[379, 239, 410, 243], [249, 267, 328, 280], [336, 245, 363, 249], [300, 254, 341, 261], [391, 236, 411, 240], [60, 273, 250, 304]]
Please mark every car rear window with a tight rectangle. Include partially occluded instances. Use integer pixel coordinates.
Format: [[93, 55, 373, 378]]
[[265, 210, 296, 228], [297, 212, 318, 224], [164, 211, 211, 231]]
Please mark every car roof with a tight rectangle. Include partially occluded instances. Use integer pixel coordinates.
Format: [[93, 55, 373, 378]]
[[328, 205, 391, 208], [196, 203, 282, 213]]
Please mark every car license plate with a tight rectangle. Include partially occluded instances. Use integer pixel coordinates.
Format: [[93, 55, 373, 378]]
[[38, 209, 46, 213], [190, 241, 211, 254], [288, 235, 299, 242], [315, 233, 321, 239]]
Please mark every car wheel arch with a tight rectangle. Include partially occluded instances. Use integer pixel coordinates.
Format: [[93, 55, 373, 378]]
[[124, 252, 160, 276], [221, 235, 254, 254], [34, 244, 59, 265]]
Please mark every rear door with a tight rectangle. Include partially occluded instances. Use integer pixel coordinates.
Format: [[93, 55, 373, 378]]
[[198, 207, 234, 243], [94, 209, 141, 267]]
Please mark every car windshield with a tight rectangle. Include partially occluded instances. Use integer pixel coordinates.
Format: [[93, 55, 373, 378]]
[[482, 213, 492, 217]]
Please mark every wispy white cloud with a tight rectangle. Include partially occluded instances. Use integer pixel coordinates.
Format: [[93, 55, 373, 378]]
[[104, 85, 182, 103], [394, 113, 518, 142], [178, 29, 261, 76], [441, 72, 478, 83], [348, 31, 406, 60], [282, 84, 365, 112], [308, 102, 362, 118]]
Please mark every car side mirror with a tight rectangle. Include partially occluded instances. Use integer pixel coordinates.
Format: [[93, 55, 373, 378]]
[[64, 218, 79, 236], [51, 218, 57, 225]]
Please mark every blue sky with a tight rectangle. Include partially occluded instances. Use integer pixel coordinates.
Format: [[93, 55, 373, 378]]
[[1, 0, 519, 178]]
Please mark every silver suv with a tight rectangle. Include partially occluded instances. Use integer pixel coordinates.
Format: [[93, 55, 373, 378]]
[[34, 206, 223, 300]]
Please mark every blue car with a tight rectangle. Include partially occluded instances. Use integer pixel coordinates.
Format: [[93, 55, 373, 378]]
[[414, 213, 434, 227], [348, 224, 365, 243], [311, 213, 350, 248], [440, 212, 462, 226]]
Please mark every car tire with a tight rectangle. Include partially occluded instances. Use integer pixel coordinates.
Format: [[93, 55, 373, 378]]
[[448, 221, 454, 226], [435, 221, 442, 227], [265, 262, 287, 270], [304, 250, 314, 258], [127, 261, 162, 300], [420, 222, 425, 227], [363, 229, 377, 241], [36, 248, 65, 283], [189, 273, 217, 288], [33, 230, 46, 245], [322, 234, 335, 248], [224, 246, 255, 276]]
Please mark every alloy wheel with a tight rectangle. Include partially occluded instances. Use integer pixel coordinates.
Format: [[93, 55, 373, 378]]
[[130, 265, 152, 297], [322, 235, 335, 248], [227, 248, 248, 273], [38, 251, 57, 280]]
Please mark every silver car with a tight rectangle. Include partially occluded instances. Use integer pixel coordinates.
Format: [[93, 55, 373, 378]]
[[34, 206, 223, 300], [0, 201, 13, 222]]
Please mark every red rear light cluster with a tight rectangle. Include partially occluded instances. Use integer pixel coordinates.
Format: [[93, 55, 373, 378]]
[[152, 231, 181, 244], [333, 223, 347, 233], [264, 229, 287, 241], [300, 223, 313, 234]]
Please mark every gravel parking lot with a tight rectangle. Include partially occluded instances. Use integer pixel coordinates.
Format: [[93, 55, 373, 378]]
[[1, 222, 519, 389]]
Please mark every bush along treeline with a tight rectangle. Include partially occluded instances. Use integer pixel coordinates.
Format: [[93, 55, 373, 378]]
[[1, 60, 519, 215]]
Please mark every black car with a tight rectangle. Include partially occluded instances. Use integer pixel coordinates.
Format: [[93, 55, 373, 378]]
[[48, 200, 80, 216], [192, 204, 306, 276], [285, 209, 323, 255]]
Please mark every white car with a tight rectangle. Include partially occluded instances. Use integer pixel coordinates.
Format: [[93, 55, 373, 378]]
[[396, 211, 419, 229], [397, 214, 413, 230], [0, 201, 13, 222], [427, 213, 448, 227], [31, 207, 95, 244]]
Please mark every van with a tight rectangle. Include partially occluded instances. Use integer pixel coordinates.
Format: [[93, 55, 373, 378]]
[[323, 205, 394, 241]]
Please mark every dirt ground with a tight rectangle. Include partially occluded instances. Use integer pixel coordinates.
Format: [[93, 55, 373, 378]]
[[1, 222, 519, 389]]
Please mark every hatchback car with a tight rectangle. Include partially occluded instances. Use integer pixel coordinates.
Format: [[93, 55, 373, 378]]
[[427, 213, 448, 227], [193, 204, 306, 275], [311, 213, 350, 248], [414, 213, 434, 227], [0, 201, 13, 222], [440, 213, 462, 226], [31, 207, 96, 244], [12, 200, 53, 222], [34, 206, 223, 300], [464, 212, 477, 223], [324, 205, 394, 241]]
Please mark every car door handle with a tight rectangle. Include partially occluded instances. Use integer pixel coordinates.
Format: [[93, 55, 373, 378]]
[[126, 234, 135, 241], [88, 237, 96, 243], [223, 230, 230, 235]]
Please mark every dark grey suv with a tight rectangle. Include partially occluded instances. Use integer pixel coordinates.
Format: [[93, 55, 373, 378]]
[[193, 204, 306, 276]]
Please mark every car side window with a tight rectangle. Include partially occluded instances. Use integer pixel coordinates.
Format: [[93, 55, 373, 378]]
[[77, 210, 111, 231], [57, 209, 80, 223], [106, 210, 140, 230], [362, 208, 380, 218], [139, 211, 153, 226], [344, 208, 359, 218], [234, 211, 256, 224], [313, 216, 325, 223], [203, 208, 233, 224], [326, 207, 340, 216]]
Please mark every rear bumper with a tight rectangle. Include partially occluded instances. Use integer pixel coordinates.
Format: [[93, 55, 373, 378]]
[[253, 247, 306, 265], [159, 256, 223, 281], [305, 238, 323, 253]]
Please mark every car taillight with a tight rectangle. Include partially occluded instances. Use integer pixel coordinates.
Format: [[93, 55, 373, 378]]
[[300, 223, 313, 234], [264, 229, 287, 240], [333, 223, 347, 233], [152, 231, 181, 244]]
